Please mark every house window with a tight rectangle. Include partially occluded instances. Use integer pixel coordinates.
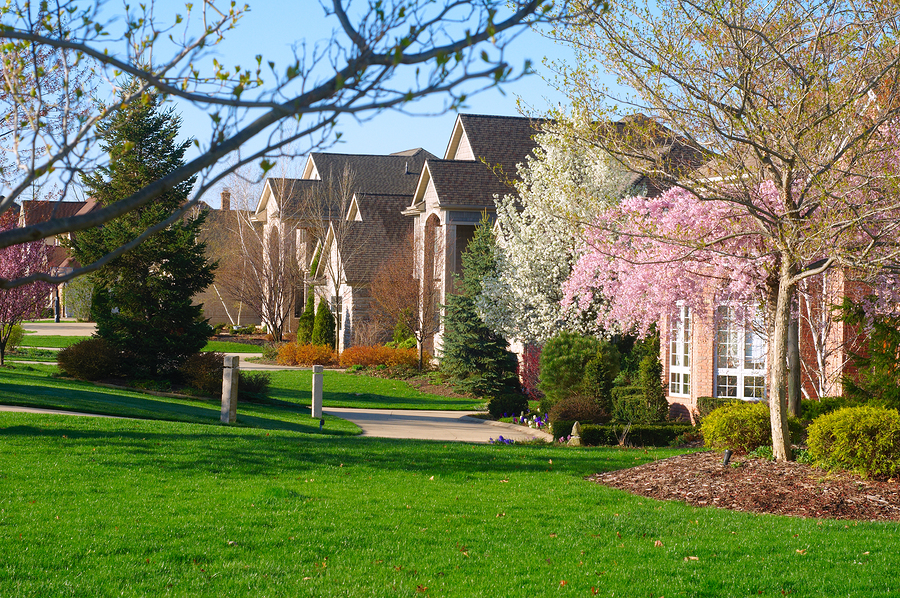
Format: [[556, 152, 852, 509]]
[[669, 305, 691, 396], [715, 306, 767, 399]]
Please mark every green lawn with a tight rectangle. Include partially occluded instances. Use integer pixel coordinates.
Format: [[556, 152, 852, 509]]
[[18, 335, 265, 354], [1, 412, 897, 597], [268, 370, 484, 410], [0, 364, 357, 435]]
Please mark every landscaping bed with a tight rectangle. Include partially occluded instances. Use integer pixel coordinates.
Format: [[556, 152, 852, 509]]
[[589, 450, 900, 521]]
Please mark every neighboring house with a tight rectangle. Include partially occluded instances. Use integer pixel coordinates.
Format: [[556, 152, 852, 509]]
[[19, 199, 97, 319], [253, 147, 434, 347], [403, 114, 545, 354]]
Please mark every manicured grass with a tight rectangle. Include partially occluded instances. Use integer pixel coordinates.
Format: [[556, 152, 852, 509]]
[[6, 348, 58, 362], [1, 412, 897, 597], [18, 335, 266, 354], [202, 340, 265, 353], [18, 335, 88, 348], [268, 369, 484, 410], [0, 364, 357, 435]]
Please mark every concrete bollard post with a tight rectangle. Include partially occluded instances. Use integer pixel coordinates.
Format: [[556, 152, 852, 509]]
[[311, 364, 324, 418], [221, 355, 239, 423]]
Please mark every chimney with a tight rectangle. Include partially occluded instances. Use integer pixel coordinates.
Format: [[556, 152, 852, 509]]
[[221, 187, 231, 211]]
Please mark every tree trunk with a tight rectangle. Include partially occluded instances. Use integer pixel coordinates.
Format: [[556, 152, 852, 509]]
[[769, 261, 795, 462], [787, 318, 801, 416], [417, 337, 424, 372]]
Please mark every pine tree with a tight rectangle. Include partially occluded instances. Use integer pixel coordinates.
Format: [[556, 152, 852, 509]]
[[440, 213, 519, 397], [311, 297, 335, 349], [296, 294, 316, 344], [71, 86, 215, 377]]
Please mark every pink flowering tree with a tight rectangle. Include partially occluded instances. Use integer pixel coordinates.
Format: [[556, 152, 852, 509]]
[[550, 0, 900, 461], [0, 210, 51, 364]]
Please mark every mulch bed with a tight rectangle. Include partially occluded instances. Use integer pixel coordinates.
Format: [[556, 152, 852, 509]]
[[587, 451, 900, 521]]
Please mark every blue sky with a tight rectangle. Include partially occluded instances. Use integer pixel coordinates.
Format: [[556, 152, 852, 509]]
[[151, 1, 595, 206]]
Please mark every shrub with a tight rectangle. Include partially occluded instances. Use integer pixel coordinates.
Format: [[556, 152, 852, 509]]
[[296, 296, 315, 345], [338, 345, 420, 368], [582, 343, 620, 415], [610, 385, 669, 424], [538, 331, 601, 407], [807, 406, 900, 479], [57, 338, 123, 380], [4, 324, 24, 352], [487, 393, 529, 419], [179, 352, 225, 396], [311, 298, 335, 349], [238, 371, 271, 401], [277, 343, 337, 366], [548, 396, 609, 424], [392, 318, 415, 345], [702, 401, 771, 454], [550, 421, 695, 446], [695, 396, 740, 421], [261, 342, 280, 361], [800, 396, 862, 422], [231, 325, 256, 335], [637, 337, 668, 422]]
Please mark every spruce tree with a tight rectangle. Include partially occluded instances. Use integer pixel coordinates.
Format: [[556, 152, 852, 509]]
[[71, 87, 214, 377], [311, 297, 335, 349], [440, 213, 519, 397]]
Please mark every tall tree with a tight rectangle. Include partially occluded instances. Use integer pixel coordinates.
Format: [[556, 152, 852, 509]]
[[553, 0, 900, 460], [0, 0, 582, 288], [441, 213, 519, 396], [0, 210, 50, 365], [70, 87, 215, 378]]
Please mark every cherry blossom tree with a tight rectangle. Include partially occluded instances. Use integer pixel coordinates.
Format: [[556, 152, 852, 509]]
[[480, 115, 634, 344], [551, 0, 900, 461], [0, 210, 50, 365]]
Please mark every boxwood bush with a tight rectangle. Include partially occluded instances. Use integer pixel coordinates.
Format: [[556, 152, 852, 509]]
[[701, 401, 772, 454], [807, 405, 900, 479]]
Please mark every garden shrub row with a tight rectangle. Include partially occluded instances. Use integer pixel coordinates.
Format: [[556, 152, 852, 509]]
[[338, 345, 419, 368], [276, 343, 337, 366], [551, 420, 695, 447]]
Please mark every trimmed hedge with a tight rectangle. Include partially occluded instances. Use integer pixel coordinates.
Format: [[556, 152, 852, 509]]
[[338, 345, 420, 368], [551, 420, 695, 447], [702, 401, 803, 454], [800, 396, 862, 422], [807, 405, 900, 479]]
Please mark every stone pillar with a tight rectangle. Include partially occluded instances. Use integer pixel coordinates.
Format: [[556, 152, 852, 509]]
[[221, 355, 239, 423], [311, 364, 324, 418]]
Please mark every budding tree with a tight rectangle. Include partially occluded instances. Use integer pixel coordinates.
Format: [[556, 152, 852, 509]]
[[0, 0, 586, 288], [553, 0, 900, 460]]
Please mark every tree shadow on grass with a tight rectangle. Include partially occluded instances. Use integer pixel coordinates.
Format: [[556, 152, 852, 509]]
[[0, 416, 672, 479]]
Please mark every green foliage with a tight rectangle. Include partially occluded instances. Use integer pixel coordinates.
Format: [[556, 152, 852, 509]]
[[296, 295, 315, 345], [440, 213, 519, 397], [837, 298, 900, 409], [799, 396, 862, 422], [702, 401, 771, 454], [538, 331, 600, 407], [486, 393, 529, 419], [393, 316, 415, 345], [550, 420, 694, 446], [57, 338, 124, 380], [695, 396, 741, 421], [637, 334, 668, 421], [548, 395, 609, 424], [583, 342, 620, 415], [3, 324, 24, 353], [807, 406, 900, 479], [178, 352, 224, 396], [63, 274, 94, 321], [70, 86, 214, 378], [311, 298, 335, 349], [238, 371, 271, 401]]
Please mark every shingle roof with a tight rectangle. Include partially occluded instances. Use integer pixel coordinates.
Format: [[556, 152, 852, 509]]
[[309, 148, 434, 196], [341, 194, 413, 283], [456, 114, 545, 175], [426, 159, 517, 208], [21, 200, 91, 226]]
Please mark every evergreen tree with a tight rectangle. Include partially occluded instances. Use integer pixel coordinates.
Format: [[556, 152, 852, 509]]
[[441, 213, 519, 397], [70, 86, 214, 377], [297, 294, 315, 344], [311, 297, 335, 349]]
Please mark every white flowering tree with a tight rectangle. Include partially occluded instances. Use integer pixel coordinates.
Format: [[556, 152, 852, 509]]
[[479, 115, 632, 344]]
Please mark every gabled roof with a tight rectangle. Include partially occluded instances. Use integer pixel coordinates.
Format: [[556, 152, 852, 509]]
[[304, 148, 434, 195], [414, 160, 516, 210], [342, 194, 413, 283], [445, 114, 545, 174]]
